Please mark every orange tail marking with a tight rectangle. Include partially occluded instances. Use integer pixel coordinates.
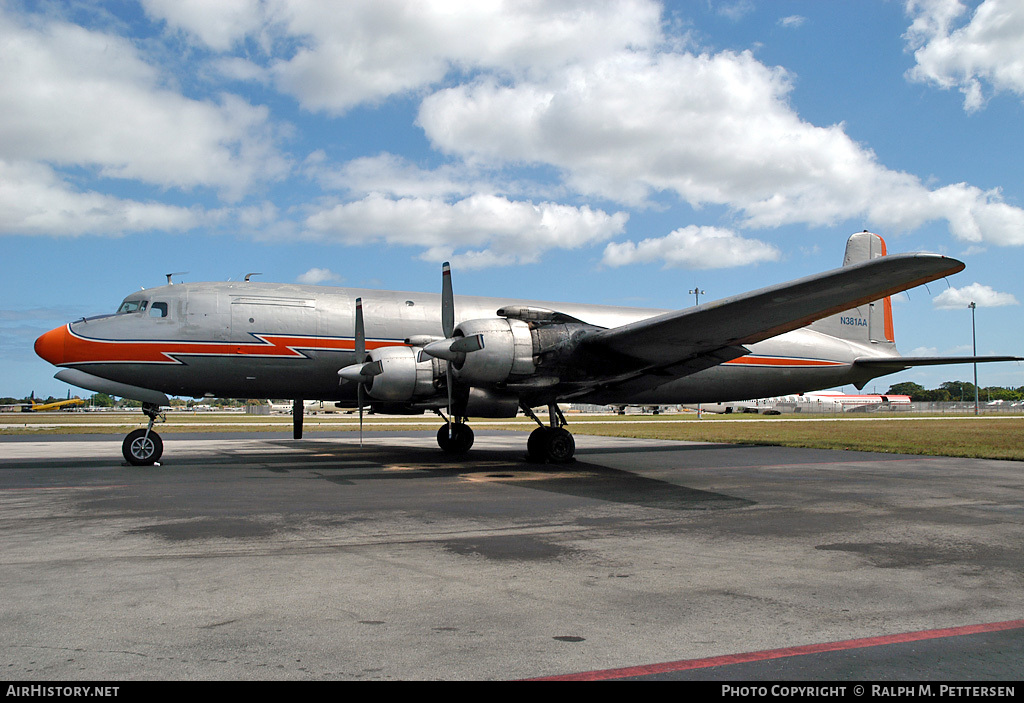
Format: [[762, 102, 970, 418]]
[[878, 235, 895, 342]]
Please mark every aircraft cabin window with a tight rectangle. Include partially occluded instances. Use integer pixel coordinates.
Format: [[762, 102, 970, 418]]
[[150, 302, 169, 318]]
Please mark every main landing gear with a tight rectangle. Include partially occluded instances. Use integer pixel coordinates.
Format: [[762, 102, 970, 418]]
[[435, 411, 475, 455], [432, 404, 576, 463], [523, 404, 575, 463], [122, 403, 165, 466]]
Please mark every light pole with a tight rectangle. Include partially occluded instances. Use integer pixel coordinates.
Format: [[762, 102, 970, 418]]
[[690, 286, 706, 417], [969, 301, 978, 416]]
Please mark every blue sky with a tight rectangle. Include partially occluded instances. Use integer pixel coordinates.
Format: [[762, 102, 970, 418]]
[[3, 0, 1023, 399]]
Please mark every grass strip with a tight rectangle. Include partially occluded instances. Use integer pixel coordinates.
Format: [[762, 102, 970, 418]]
[[2, 413, 1022, 461]]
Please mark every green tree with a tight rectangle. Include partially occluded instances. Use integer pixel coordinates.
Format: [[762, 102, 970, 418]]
[[90, 393, 114, 407], [941, 381, 976, 401], [886, 382, 926, 400]]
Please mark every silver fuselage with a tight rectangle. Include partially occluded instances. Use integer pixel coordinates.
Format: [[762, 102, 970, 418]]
[[46, 280, 890, 405]]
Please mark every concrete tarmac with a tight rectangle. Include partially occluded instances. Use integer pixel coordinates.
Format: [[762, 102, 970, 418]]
[[1, 430, 1021, 681]]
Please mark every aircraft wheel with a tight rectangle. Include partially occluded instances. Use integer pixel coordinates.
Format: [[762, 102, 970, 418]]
[[122, 429, 163, 466], [527, 427, 550, 461], [437, 422, 474, 454], [545, 427, 575, 463]]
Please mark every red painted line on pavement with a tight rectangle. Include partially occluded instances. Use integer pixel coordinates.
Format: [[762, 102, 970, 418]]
[[528, 619, 1024, 681]]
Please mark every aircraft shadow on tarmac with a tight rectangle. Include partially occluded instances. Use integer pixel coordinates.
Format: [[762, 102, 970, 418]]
[[264, 439, 756, 512]]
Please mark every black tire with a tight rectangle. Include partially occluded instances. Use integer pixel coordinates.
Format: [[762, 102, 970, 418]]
[[437, 422, 474, 454], [527, 427, 551, 461], [545, 427, 576, 463], [122, 429, 163, 466]]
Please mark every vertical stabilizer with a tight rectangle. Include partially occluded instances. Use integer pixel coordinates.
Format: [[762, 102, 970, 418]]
[[810, 232, 895, 345]]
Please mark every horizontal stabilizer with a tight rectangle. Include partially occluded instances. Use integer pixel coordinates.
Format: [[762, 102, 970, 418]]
[[854, 355, 1023, 371]]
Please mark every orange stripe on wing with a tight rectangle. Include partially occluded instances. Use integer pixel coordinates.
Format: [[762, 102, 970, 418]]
[[724, 355, 847, 368]]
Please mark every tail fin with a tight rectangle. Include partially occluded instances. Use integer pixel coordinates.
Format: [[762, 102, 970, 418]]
[[809, 232, 895, 346]]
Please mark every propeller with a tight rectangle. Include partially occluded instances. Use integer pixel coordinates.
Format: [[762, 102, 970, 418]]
[[419, 262, 484, 440], [442, 263, 457, 439], [337, 297, 382, 445]]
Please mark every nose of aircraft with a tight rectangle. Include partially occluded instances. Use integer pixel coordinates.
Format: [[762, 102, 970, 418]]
[[35, 325, 69, 365]]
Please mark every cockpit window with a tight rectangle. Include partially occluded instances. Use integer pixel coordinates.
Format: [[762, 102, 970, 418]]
[[117, 300, 147, 314], [150, 302, 168, 318]]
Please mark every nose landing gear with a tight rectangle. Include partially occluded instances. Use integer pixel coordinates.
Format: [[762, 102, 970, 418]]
[[122, 403, 165, 466]]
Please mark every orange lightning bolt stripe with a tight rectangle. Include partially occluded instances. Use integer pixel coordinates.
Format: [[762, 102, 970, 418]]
[[59, 325, 405, 365]]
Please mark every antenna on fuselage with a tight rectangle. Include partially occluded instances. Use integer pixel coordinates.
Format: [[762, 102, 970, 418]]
[[244, 272, 262, 282], [165, 272, 189, 285]]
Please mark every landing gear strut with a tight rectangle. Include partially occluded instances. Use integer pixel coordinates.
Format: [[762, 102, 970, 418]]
[[435, 410, 475, 454], [524, 403, 575, 463], [122, 403, 165, 466]]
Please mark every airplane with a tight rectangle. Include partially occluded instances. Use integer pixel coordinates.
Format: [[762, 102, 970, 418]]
[[266, 399, 295, 414], [693, 390, 913, 414], [266, 399, 346, 414], [14, 391, 86, 413], [33, 231, 1021, 466]]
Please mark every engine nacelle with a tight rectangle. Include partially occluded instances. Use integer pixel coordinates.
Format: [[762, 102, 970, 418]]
[[464, 388, 520, 418], [451, 318, 535, 384], [364, 346, 438, 401]]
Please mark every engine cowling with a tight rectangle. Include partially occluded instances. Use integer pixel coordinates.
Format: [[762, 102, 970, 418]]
[[363, 346, 439, 401], [450, 318, 535, 384], [464, 388, 520, 418]]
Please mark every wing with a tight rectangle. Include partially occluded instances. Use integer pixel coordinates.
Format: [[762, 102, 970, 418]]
[[580, 253, 965, 371]]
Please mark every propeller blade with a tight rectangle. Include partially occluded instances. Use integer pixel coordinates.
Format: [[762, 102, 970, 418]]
[[440, 262, 455, 437], [340, 296, 371, 446], [441, 262, 454, 339], [446, 364, 453, 440], [354, 297, 366, 363]]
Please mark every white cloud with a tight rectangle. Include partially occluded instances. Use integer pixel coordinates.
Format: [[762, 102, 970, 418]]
[[296, 267, 342, 285], [905, 0, 1024, 112], [601, 225, 781, 269], [313, 154, 477, 200], [144, 0, 664, 115], [142, 0, 268, 52], [779, 15, 807, 29], [718, 1, 755, 22], [0, 160, 200, 236], [5, 0, 1024, 274], [303, 193, 628, 268], [933, 282, 1019, 309], [0, 11, 289, 201], [419, 47, 1024, 247]]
